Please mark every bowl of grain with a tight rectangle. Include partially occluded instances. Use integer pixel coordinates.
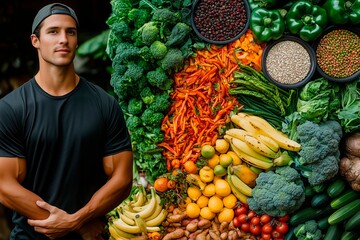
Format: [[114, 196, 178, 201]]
[[261, 35, 317, 89], [314, 25, 360, 83], [190, 0, 250, 45]]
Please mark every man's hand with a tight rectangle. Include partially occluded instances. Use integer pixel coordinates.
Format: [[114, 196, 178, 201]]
[[27, 200, 76, 239]]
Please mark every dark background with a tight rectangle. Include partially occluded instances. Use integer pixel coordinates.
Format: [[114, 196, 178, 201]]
[[0, 0, 113, 97]]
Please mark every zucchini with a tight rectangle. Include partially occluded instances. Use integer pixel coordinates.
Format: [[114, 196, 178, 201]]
[[341, 229, 360, 240], [328, 199, 360, 225], [317, 216, 330, 231], [345, 211, 360, 231], [289, 205, 333, 226], [324, 224, 343, 240], [311, 192, 330, 208], [284, 226, 296, 240], [330, 189, 360, 209], [327, 177, 347, 198], [305, 185, 315, 198]]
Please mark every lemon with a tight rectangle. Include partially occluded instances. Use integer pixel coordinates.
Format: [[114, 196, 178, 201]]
[[219, 153, 233, 168], [217, 207, 235, 223], [201, 144, 215, 159], [215, 179, 231, 197], [187, 186, 202, 201], [200, 207, 216, 220], [208, 195, 223, 213], [213, 164, 227, 177], [199, 166, 214, 183], [215, 139, 230, 153], [186, 202, 200, 218], [207, 154, 220, 169], [196, 195, 209, 208], [227, 151, 242, 166], [223, 193, 237, 209], [202, 183, 216, 197]]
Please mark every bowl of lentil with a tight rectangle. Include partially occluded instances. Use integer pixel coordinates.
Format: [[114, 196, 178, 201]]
[[261, 35, 316, 89], [314, 25, 360, 83], [190, 0, 250, 45]]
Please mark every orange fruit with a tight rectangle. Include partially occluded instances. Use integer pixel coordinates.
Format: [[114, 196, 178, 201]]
[[183, 160, 198, 174], [223, 194, 237, 209], [202, 183, 216, 197], [186, 202, 200, 218], [217, 207, 235, 223], [200, 206, 216, 220], [154, 177, 168, 193], [208, 195, 223, 213], [215, 179, 231, 197], [219, 153, 233, 168], [196, 195, 209, 208], [215, 139, 230, 153], [187, 186, 202, 201], [199, 166, 214, 183], [207, 153, 220, 169]]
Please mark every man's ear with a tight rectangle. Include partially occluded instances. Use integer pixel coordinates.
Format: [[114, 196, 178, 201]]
[[30, 34, 40, 48]]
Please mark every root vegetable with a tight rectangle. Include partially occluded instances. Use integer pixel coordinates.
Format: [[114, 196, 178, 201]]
[[209, 230, 221, 240], [344, 132, 360, 157], [186, 221, 199, 232], [340, 154, 360, 191], [167, 212, 187, 223], [162, 228, 185, 240], [220, 232, 228, 240], [198, 219, 211, 229], [195, 229, 209, 240], [219, 221, 229, 232]]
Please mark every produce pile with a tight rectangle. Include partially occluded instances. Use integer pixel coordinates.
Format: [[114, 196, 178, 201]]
[[103, 0, 360, 239]]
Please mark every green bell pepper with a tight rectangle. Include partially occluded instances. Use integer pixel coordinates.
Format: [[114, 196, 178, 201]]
[[322, 0, 360, 25], [248, 0, 280, 10], [250, 7, 285, 42], [286, 0, 328, 42]]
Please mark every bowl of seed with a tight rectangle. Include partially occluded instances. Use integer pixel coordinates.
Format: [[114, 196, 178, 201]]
[[314, 25, 360, 83], [190, 0, 250, 45], [261, 35, 317, 89]]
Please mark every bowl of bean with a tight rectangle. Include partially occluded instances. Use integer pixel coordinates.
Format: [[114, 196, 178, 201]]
[[313, 25, 360, 83], [190, 0, 250, 45], [261, 35, 317, 89]]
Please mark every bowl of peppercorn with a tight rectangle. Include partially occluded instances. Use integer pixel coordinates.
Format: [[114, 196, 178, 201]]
[[313, 25, 360, 83], [261, 35, 317, 89], [190, 0, 250, 45]]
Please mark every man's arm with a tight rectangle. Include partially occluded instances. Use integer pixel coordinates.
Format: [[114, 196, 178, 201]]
[[0, 157, 49, 219]]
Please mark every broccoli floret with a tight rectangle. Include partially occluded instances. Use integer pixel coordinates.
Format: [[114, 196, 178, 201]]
[[140, 87, 155, 105], [294, 220, 322, 240], [113, 42, 140, 64], [150, 41, 167, 60], [148, 92, 171, 112], [109, 21, 132, 42], [141, 108, 164, 126], [145, 127, 164, 143], [111, 69, 147, 101], [127, 98, 143, 115], [247, 166, 305, 217], [151, 8, 182, 25], [109, 0, 132, 19], [127, 8, 151, 29], [125, 115, 142, 132], [138, 46, 152, 62], [138, 22, 160, 46], [165, 22, 192, 47], [124, 62, 144, 81], [294, 120, 343, 186], [159, 48, 184, 73], [146, 67, 173, 90]]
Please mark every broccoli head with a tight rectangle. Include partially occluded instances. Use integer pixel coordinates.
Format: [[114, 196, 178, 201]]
[[151, 8, 182, 25], [125, 115, 142, 132], [158, 48, 184, 73], [293, 220, 322, 240], [138, 22, 160, 46], [124, 62, 144, 81], [141, 108, 164, 127], [113, 42, 140, 64], [150, 41, 168, 60], [144, 127, 164, 143], [127, 98, 143, 115], [108, 21, 132, 42], [294, 120, 343, 186], [146, 67, 173, 90], [109, 0, 132, 19], [140, 87, 155, 105], [148, 92, 172, 112], [247, 166, 305, 217], [138, 46, 152, 62], [127, 8, 151, 29]]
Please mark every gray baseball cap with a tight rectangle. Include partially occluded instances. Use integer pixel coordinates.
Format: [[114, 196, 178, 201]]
[[32, 3, 79, 34]]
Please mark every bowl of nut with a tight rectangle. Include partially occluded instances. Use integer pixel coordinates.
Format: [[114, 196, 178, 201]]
[[190, 0, 250, 45]]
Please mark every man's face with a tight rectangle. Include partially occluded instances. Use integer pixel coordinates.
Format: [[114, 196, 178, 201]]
[[32, 14, 78, 67]]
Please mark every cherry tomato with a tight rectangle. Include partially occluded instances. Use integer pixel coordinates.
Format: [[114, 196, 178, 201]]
[[235, 206, 248, 216], [261, 233, 272, 240], [250, 224, 261, 235], [262, 222, 273, 234], [241, 222, 250, 232], [232, 217, 241, 228], [277, 214, 290, 223], [260, 214, 272, 224], [276, 222, 289, 234], [237, 213, 249, 224], [247, 210, 256, 218], [250, 216, 260, 225], [272, 230, 282, 238]]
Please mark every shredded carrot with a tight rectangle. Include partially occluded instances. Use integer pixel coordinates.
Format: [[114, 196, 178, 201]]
[[159, 29, 266, 171]]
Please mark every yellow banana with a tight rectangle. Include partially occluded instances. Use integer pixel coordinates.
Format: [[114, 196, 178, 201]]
[[230, 164, 258, 188], [120, 212, 135, 226], [108, 223, 136, 239], [231, 114, 259, 133], [144, 195, 162, 221], [225, 128, 250, 141], [227, 171, 248, 204], [230, 174, 252, 197], [134, 214, 147, 234], [131, 187, 146, 207], [186, 173, 206, 190], [145, 209, 168, 227], [243, 135, 280, 158], [238, 112, 301, 152], [225, 135, 272, 163], [256, 134, 280, 153], [123, 187, 157, 219], [113, 218, 161, 234], [231, 144, 273, 170]]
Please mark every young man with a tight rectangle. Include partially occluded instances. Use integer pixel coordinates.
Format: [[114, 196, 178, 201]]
[[0, 3, 133, 239]]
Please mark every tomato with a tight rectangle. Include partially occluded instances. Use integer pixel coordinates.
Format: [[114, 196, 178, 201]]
[[250, 224, 261, 235], [235, 206, 248, 216], [276, 222, 289, 234], [247, 210, 256, 218], [250, 216, 260, 225], [262, 222, 273, 234], [277, 214, 290, 223], [241, 222, 250, 232], [260, 214, 272, 224], [232, 217, 241, 228], [261, 233, 272, 240], [237, 213, 248, 224], [272, 230, 282, 238]]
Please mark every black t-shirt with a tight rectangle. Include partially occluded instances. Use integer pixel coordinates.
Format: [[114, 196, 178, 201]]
[[0, 77, 132, 239]]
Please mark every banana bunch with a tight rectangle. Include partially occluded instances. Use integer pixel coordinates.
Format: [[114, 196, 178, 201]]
[[227, 166, 250, 204], [224, 112, 301, 170], [109, 187, 167, 238]]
